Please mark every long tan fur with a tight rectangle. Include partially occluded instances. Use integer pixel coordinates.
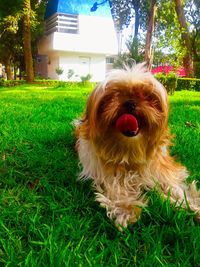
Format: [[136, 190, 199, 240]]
[[75, 63, 200, 228]]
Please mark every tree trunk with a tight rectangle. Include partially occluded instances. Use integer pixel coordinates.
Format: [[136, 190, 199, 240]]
[[132, 0, 140, 59], [144, 0, 156, 70], [174, 0, 193, 77], [23, 0, 34, 83], [133, 0, 140, 38], [4, 55, 12, 80]]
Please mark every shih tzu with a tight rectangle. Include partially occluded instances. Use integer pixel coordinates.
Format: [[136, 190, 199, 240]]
[[75, 64, 200, 228]]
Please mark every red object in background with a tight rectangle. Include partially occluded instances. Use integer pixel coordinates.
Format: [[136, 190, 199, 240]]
[[151, 65, 186, 77], [177, 67, 186, 76]]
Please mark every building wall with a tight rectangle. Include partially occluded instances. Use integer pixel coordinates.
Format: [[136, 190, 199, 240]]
[[45, 52, 106, 82], [37, 1, 118, 82], [53, 15, 117, 55], [35, 55, 48, 78], [60, 54, 106, 82], [47, 53, 59, 79], [38, 15, 118, 56]]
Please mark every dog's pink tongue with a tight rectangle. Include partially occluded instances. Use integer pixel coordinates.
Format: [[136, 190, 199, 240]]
[[116, 114, 139, 137]]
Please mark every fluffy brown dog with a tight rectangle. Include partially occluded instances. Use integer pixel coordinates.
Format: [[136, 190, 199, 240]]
[[75, 64, 200, 228]]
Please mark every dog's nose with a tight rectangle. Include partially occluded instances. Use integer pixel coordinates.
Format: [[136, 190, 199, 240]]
[[124, 100, 136, 113]]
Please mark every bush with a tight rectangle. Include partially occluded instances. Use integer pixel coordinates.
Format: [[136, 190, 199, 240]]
[[0, 79, 26, 87], [155, 73, 177, 95], [34, 79, 76, 88], [154, 74, 200, 93], [176, 78, 200, 91], [113, 54, 136, 69], [194, 61, 200, 78], [55, 67, 64, 76], [34, 79, 60, 86], [80, 74, 92, 83], [67, 69, 75, 80]]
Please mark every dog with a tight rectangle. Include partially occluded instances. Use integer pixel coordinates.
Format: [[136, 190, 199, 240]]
[[75, 63, 200, 228]]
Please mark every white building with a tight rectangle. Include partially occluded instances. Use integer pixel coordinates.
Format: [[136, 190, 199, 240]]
[[37, 0, 118, 82]]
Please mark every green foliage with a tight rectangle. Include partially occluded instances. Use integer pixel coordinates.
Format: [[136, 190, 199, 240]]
[[153, 50, 180, 69], [0, 11, 22, 72], [155, 73, 178, 95], [111, 0, 200, 75], [126, 36, 144, 62], [113, 36, 144, 68], [55, 67, 64, 76], [30, 0, 47, 41], [67, 69, 75, 80], [110, 0, 149, 33], [194, 61, 200, 78], [185, 1, 200, 77], [177, 77, 200, 91], [0, 15, 19, 34], [113, 53, 135, 68], [80, 73, 92, 83], [110, 0, 133, 31], [0, 0, 47, 80], [155, 73, 200, 93], [34, 79, 64, 87], [0, 78, 96, 89], [0, 78, 25, 87]]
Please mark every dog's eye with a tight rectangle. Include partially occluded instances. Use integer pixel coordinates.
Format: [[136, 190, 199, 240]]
[[98, 95, 113, 114], [144, 94, 153, 102], [98, 101, 106, 114], [145, 94, 162, 111]]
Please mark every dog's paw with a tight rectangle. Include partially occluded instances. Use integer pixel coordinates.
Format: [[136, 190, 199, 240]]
[[116, 206, 142, 229], [95, 193, 142, 229], [108, 206, 141, 230]]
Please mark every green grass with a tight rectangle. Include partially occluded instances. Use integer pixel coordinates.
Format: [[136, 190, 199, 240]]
[[0, 84, 199, 266]]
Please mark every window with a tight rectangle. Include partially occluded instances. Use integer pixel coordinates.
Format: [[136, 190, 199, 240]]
[[45, 13, 79, 35], [106, 57, 115, 64]]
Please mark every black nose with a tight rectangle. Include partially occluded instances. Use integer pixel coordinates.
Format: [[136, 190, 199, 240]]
[[124, 100, 136, 114]]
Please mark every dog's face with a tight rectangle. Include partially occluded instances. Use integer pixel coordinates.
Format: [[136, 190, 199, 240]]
[[78, 64, 169, 165]]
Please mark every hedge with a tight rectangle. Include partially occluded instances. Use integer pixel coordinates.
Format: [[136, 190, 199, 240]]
[[0, 79, 94, 88], [1, 76, 200, 94], [176, 77, 200, 92], [0, 79, 67, 87], [0, 79, 26, 87], [155, 73, 200, 94], [155, 73, 177, 95]]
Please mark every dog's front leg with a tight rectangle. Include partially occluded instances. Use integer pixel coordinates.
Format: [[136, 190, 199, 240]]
[[95, 191, 143, 229], [161, 181, 200, 220]]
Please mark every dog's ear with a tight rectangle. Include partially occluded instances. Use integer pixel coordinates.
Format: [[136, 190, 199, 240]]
[[78, 83, 103, 139], [85, 87, 98, 120], [154, 79, 169, 109]]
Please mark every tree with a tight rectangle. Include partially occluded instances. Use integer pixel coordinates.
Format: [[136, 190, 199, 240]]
[[144, 0, 157, 70], [0, 0, 21, 79], [154, 0, 199, 76], [111, 0, 157, 69], [185, 0, 200, 77], [174, 0, 194, 77], [110, 0, 144, 57], [110, 0, 200, 75], [22, 0, 34, 82], [110, 0, 150, 65], [111, 0, 138, 35], [0, 0, 47, 81]]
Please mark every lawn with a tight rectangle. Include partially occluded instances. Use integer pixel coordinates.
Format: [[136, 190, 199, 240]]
[[0, 84, 199, 266]]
